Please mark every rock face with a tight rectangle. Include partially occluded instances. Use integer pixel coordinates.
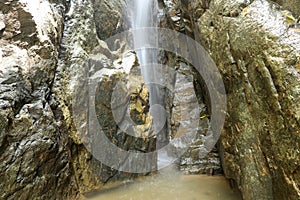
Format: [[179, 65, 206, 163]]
[[168, 62, 222, 175], [52, 0, 156, 195], [271, 0, 300, 15], [92, 0, 125, 39], [0, 0, 155, 199], [164, 0, 300, 199], [0, 0, 76, 199]]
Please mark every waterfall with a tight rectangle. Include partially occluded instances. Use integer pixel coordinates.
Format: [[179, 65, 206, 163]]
[[127, 0, 169, 168], [130, 0, 158, 70]]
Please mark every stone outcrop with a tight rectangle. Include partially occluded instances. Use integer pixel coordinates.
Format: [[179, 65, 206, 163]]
[[92, 0, 125, 39], [164, 0, 300, 199]]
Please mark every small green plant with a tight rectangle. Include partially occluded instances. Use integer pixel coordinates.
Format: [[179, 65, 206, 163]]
[[283, 10, 300, 27], [200, 114, 210, 119]]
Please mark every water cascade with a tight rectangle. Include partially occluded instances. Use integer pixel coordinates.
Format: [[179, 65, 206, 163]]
[[127, 0, 170, 168]]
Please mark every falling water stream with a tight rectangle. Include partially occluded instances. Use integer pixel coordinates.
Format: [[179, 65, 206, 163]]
[[85, 1, 241, 199], [128, 0, 169, 168]]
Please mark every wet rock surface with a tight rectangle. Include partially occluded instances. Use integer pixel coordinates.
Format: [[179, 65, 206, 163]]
[[164, 0, 300, 199], [0, 0, 154, 199], [168, 61, 222, 175], [0, 0, 75, 199], [53, 0, 156, 196], [92, 0, 125, 40]]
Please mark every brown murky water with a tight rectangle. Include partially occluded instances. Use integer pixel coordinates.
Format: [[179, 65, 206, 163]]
[[86, 168, 241, 200]]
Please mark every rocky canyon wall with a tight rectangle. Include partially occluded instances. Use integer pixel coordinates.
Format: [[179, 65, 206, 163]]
[[163, 0, 300, 199], [0, 0, 299, 199], [0, 0, 154, 199]]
